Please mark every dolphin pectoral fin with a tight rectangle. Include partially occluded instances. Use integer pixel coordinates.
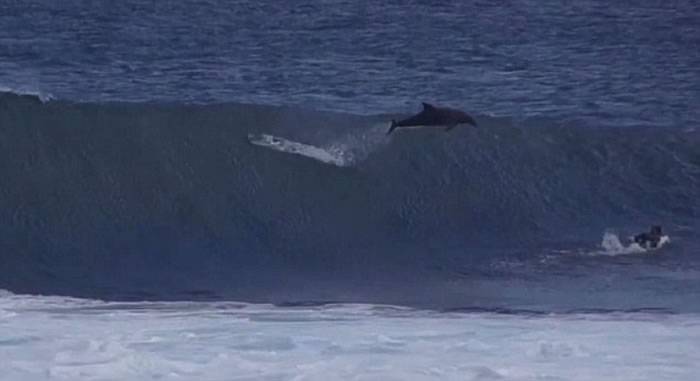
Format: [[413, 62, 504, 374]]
[[445, 124, 457, 132], [422, 102, 436, 111], [387, 120, 398, 135]]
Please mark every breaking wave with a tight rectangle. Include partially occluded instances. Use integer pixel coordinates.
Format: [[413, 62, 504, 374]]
[[1, 91, 698, 304]]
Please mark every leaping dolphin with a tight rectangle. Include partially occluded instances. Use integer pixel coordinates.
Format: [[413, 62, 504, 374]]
[[387, 103, 478, 135]]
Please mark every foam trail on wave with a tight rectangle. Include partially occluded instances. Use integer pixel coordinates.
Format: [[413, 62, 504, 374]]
[[248, 133, 351, 167], [248, 122, 389, 167]]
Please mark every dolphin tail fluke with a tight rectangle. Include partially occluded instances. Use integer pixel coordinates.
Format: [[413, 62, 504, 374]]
[[387, 120, 398, 135]]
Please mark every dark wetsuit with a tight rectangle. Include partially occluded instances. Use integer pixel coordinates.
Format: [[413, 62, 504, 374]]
[[633, 227, 663, 248]]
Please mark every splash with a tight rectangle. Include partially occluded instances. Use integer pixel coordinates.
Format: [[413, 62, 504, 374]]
[[595, 231, 670, 256], [248, 133, 351, 167], [247, 122, 390, 167]]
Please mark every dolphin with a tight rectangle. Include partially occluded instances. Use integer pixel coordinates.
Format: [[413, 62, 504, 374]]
[[387, 103, 478, 135]]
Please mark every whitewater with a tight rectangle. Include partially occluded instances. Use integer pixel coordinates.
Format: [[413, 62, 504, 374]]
[[1, 292, 699, 381]]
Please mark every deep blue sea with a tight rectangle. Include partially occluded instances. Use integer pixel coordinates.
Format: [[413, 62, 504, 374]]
[[2, 2, 700, 379], [1, 0, 699, 311]]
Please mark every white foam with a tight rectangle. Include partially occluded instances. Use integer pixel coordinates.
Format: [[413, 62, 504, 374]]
[[249, 133, 351, 167], [1, 292, 699, 381], [0, 85, 54, 102], [248, 123, 389, 167], [594, 232, 669, 256]]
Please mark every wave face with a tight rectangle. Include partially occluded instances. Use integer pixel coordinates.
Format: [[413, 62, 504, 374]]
[[1, 92, 699, 307]]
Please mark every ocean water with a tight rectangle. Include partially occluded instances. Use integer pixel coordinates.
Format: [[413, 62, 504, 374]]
[[1, 1, 699, 379], [2, 293, 700, 381]]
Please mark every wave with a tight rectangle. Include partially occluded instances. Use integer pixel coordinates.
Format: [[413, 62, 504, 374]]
[[0, 86, 54, 103], [1, 91, 699, 303]]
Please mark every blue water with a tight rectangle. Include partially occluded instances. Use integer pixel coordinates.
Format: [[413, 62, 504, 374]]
[[2, 1, 699, 124], [1, 1, 699, 313]]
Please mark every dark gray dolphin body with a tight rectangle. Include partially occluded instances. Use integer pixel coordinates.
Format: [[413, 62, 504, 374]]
[[387, 103, 478, 135]]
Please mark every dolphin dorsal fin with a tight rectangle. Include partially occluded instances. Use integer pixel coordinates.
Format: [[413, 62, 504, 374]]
[[422, 102, 436, 111]]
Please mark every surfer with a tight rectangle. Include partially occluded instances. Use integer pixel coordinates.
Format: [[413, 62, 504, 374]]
[[632, 225, 664, 249], [387, 103, 478, 135]]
